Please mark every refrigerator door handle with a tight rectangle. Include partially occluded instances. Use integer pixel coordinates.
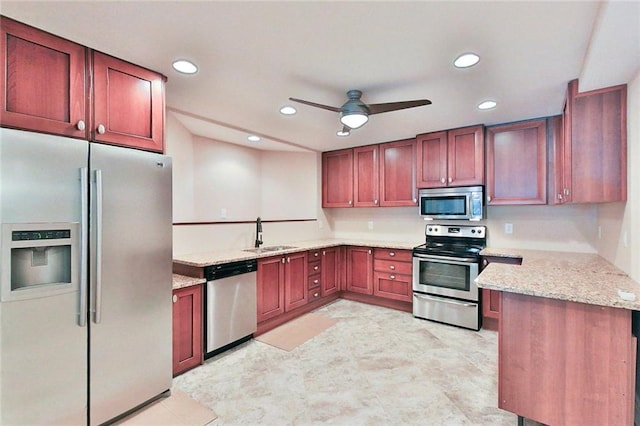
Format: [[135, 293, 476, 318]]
[[94, 169, 103, 324], [79, 167, 88, 327]]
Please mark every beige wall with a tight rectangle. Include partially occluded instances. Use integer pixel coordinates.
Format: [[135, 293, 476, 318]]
[[166, 114, 330, 256], [597, 69, 639, 281], [326, 204, 597, 252]]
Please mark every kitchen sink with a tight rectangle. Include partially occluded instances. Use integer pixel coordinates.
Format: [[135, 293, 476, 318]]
[[242, 245, 298, 253]]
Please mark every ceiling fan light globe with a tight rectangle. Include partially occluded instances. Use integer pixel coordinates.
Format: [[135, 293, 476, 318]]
[[340, 113, 368, 129]]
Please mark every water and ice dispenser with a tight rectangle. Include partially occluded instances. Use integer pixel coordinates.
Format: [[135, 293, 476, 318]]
[[1, 223, 79, 301]]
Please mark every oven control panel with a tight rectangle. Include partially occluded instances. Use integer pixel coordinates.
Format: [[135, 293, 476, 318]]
[[425, 225, 485, 238]]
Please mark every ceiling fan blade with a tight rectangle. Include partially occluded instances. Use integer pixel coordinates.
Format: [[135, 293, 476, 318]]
[[368, 99, 432, 115], [289, 97, 341, 113]]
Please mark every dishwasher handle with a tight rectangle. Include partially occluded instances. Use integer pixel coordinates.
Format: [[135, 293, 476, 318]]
[[204, 259, 257, 281]]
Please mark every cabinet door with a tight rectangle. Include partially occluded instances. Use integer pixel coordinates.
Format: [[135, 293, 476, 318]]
[[0, 17, 87, 138], [284, 252, 308, 311], [322, 247, 340, 296], [486, 119, 547, 205], [563, 80, 627, 203], [548, 115, 566, 205], [353, 145, 379, 207], [257, 256, 285, 322], [93, 52, 165, 152], [172, 285, 203, 376], [322, 149, 354, 207], [416, 131, 448, 188], [379, 138, 417, 206], [346, 246, 373, 295], [447, 125, 484, 186], [373, 272, 412, 303]]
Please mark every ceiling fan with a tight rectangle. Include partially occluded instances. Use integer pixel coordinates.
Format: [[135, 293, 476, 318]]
[[289, 89, 432, 134]]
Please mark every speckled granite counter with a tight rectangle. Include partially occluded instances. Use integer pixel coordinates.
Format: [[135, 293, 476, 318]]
[[173, 238, 420, 268], [172, 273, 206, 290], [476, 248, 640, 310]]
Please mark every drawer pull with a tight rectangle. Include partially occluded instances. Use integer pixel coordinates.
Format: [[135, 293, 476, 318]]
[[390, 274, 396, 280], [314, 292, 319, 297], [314, 279, 319, 284], [314, 252, 319, 257], [389, 265, 395, 270], [172, 295, 178, 303], [389, 251, 395, 257], [314, 265, 319, 271]]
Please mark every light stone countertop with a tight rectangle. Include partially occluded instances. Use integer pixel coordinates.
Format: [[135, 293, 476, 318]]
[[173, 238, 421, 268], [172, 274, 206, 290], [476, 248, 640, 311]]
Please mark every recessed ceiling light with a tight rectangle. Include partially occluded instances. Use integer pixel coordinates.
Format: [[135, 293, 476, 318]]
[[478, 100, 497, 110], [172, 59, 198, 74], [280, 105, 297, 115], [336, 129, 350, 137], [247, 135, 261, 142], [454, 53, 480, 68]]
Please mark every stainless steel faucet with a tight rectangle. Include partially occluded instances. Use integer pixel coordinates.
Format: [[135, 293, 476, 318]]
[[255, 217, 263, 248]]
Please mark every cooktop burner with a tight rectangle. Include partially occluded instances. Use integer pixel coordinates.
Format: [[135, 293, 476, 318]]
[[413, 224, 486, 259]]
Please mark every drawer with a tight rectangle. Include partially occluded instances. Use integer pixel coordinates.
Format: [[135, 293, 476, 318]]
[[309, 260, 321, 274], [374, 248, 412, 262], [373, 259, 412, 275], [308, 287, 322, 302], [308, 250, 322, 261], [373, 271, 412, 303], [308, 274, 321, 290]]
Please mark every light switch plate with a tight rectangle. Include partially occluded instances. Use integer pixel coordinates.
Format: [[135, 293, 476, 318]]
[[504, 223, 513, 234]]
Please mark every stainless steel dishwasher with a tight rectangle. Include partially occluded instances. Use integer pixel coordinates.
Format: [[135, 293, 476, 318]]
[[203, 259, 257, 359]]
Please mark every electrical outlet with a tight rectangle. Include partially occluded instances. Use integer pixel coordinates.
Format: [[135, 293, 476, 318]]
[[367, 221, 374, 230], [504, 223, 513, 234]]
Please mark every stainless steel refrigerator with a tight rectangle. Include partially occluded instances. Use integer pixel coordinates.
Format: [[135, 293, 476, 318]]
[[0, 128, 173, 425]]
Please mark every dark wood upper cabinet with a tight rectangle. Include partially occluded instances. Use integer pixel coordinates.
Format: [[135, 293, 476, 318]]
[[379, 138, 417, 206], [0, 16, 88, 138], [1, 17, 166, 152], [322, 148, 354, 207], [353, 145, 379, 207], [92, 52, 165, 152], [560, 79, 627, 203], [486, 119, 547, 205], [417, 125, 484, 188]]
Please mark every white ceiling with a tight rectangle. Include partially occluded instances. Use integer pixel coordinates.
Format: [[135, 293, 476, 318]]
[[2, 1, 639, 153]]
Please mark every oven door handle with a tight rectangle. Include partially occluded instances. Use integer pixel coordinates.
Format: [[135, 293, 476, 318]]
[[413, 254, 478, 264], [413, 293, 476, 307]]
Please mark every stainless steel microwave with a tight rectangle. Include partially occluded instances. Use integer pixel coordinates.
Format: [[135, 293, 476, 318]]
[[418, 186, 484, 221]]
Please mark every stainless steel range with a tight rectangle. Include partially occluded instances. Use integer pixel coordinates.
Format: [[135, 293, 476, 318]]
[[412, 224, 486, 330]]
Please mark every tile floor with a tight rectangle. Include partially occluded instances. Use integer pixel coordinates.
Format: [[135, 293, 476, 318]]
[[173, 299, 524, 425]]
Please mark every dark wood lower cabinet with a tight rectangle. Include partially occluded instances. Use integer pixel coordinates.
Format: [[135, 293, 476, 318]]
[[172, 285, 203, 376], [346, 246, 373, 294], [500, 292, 635, 425], [481, 255, 522, 331]]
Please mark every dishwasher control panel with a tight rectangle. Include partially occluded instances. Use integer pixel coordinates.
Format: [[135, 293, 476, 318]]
[[204, 259, 257, 281]]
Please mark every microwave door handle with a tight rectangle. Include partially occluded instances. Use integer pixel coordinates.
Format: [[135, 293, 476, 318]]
[[414, 254, 478, 265]]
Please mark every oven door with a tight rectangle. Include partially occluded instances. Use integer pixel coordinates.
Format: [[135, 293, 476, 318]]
[[412, 254, 479, 301]]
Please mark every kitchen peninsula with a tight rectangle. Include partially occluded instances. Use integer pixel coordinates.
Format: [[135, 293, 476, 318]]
[[476, 249, 640, 425]]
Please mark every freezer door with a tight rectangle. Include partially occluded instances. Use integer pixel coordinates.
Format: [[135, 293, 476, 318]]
[[0, 128, 88, 425], [88, 143, 172, 425]]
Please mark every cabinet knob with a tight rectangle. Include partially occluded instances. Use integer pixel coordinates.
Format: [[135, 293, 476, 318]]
[[441, 177, 446, 184], [564, 188, 570, 196], [281, 258, 285, 264], [390, 274, 396, 280], [389, 251, 395, 257], [368, 249, 372, 255], [172, 294, 178, 303], [482, 259, 489, 267], [97, 124, 106, 134], [389, 265, 395, 270], [448, 177, 452, 183], [287, 257, 291, 263], [314, 279, 319, 284], [348, 200, 353, 205], [314, 265, 319, 271], [487, 195, 492, 202], [413, 198, 417, 203], [76, 120, 86, 131], [557, 193, 563, 200], [374, 199, 378, 205], [314, 252, 319, 257], [314, 292, 319, 297], [322, 250, 326, 256]]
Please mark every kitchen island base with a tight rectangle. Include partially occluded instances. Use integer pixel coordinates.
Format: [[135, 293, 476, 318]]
[[499, 292, 636, 425]]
